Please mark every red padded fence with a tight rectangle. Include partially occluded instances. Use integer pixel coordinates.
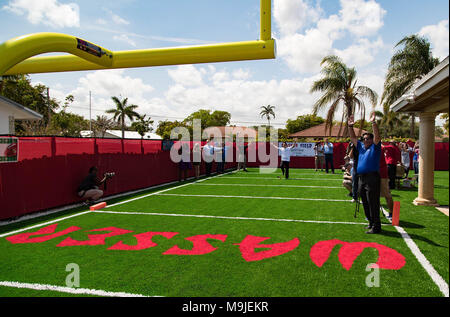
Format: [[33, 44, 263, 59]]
[[0, 137, 448, 221]]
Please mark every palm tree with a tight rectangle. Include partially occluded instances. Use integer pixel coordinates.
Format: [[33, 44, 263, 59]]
[[310, 55, 378, 137], [105, 96, 140, 139], [93, 115, 114, 138], [381, 35, 440, 138], [260, 105, 276, 128]]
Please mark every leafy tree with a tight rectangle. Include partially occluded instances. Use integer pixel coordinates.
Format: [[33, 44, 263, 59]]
[[156, 120, 188, 140], [131, 114, 154, 139], [286, 114, 325, 134], [440, 113, 449, 135], [381, 35, 440, 138], [310, 55, 377, 136], [260, 105, 276, 128], [46, 95, 89, 137], [183, 109, 231, 130], [48, 110, 89, 137], [105, 96, 140, 139]]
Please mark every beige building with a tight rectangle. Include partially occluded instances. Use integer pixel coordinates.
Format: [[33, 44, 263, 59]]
[[391, 56, 449, 206]]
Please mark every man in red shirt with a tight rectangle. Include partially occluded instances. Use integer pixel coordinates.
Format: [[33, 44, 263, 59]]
[[379, 149, 394, 219], [382, 140, 401, 189]]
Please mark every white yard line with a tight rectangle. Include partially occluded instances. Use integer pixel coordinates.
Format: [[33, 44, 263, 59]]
[[156, 193, 351, 202], [0, 281, 154, 297], [0, 171, 235, 238], [94, 210, 382, 226], [194, 183, 342, 189], [380, 207, 449, 297], [219, 176, 342, 181], [0, 211, 92, 238]]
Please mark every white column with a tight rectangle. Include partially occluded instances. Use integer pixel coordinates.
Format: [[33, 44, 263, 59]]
[[413, 112, 438, 206]]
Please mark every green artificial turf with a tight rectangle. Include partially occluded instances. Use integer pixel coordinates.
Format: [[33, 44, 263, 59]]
[[0, 168, 448, 297]]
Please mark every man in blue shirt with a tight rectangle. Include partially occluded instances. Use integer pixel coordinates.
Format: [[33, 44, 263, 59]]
[[323, 138, 334, 174], [348, 112, 382, 234]]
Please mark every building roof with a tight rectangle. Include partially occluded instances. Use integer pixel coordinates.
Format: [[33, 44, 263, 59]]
[[392, 56, 449, 114], [289, 123, 367, 138], [0, 95, 43, 120], [203, 126, 257, 139], [81, 130, 162, 139]]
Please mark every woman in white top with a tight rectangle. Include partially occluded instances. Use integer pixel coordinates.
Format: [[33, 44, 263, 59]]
[[400, 142, 413, 178]]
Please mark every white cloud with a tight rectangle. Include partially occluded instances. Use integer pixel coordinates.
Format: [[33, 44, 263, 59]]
[[419, 19, 449, 60], [163, 65, 322, 125], [43, 70, 163, 125], [113, 34, 137, 47], [96, 18, 107, 25], [335, 37, 385, 67], [339, 0, 386, 37], [3, 0, 80, 28], [274, 0, 386, 73], [273, 0, 323, 36], [168, 65, 204, 87], [111, 13, 130, 26]]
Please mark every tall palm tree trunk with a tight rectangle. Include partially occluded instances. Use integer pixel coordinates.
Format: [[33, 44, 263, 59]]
[[121, 116, 125, 139]]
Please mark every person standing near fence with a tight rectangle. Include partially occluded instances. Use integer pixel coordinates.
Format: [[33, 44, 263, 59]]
[[203, 139, 215, 176], [192, 143, 202, 179], [323, 138, 334, 174], [413, 143, 419, 178], [400, 142, 413, 178], [314, 141, 325, 172], [383, 140, 401, 189]]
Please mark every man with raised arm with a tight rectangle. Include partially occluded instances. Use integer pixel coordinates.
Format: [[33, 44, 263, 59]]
[[348, 112, 382, 234]]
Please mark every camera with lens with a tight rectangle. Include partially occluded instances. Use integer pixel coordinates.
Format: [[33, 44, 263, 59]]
[[104, 172, 115, 179]]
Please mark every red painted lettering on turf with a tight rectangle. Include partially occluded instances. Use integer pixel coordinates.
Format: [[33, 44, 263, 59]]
[[310, 239, 406, 270], [163, 234, 227, 255], [108, 232, 179, 250], [57, 227, 133, 247], [6, 224, 81, 244], [235, 235, 300, 262]]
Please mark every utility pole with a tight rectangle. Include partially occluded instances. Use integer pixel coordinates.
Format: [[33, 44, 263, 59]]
[[89, 91, 92, 134], [47, 87, 51, 126]]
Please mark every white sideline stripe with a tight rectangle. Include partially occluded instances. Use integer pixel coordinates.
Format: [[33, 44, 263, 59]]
[[220, 176, 342, 181], [380, 207, 449, 297], [106, 170, 235, 209], [0, 170, 235, 238], [94, 210, 380, 226], [194, 183, 342, 189], [0, 281, 154, 297], [156, 193, 351, 202], [0, 211, 91, 238]]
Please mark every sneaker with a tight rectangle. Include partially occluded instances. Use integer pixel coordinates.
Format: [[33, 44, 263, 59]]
[[366, 228, 381, 234], [351, 199, 356, 203]]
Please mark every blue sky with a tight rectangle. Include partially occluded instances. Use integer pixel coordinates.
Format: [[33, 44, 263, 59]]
[[1, 0, 448, 129]]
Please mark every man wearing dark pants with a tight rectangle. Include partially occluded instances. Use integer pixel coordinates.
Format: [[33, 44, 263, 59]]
[[349, 112, 382, 234], [323, 138, 334, 173]]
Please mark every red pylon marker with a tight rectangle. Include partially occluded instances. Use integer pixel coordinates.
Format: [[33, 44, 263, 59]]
[[392, 201, 400, 226], [90, 202, 107, 211]]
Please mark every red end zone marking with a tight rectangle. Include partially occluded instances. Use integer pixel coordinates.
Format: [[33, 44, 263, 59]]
[[90, 202, 107, 211]]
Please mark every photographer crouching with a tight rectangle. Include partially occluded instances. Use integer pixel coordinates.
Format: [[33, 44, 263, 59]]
[[77, 166, 115, 205]]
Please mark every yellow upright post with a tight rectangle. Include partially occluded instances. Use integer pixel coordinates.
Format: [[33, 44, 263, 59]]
[[260, 0, 272, 41]]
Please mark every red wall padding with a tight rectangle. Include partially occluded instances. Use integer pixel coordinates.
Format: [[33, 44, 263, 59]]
[[0, 138, 447, 221]]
